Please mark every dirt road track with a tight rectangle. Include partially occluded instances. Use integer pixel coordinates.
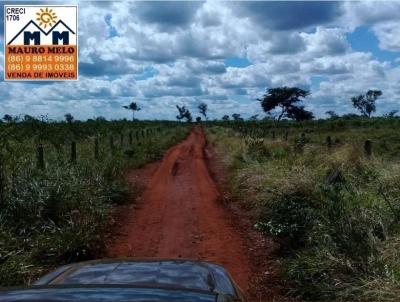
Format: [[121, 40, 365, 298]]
[[107, 127, 288, 300]]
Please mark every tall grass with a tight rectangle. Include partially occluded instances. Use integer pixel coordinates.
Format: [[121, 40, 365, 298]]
[[0, 120, 189, 286], [207, 123, 400, 301]]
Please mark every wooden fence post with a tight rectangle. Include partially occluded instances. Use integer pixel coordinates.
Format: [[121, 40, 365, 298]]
[[284, 131, 288, 141], [326, 136, 332, 149], [129, 131, 133, 145], [71, 141, 77, 163], [296, 133, 306, 154], [301, 132, 306, 143], [136, 131, 140, 141], [94, 137, 99, 160], [272, 131, 276, 140], [0, 153, 4, 207], [364, 140, 372, 158], [120, 133, 124, 147], [109, 135, 114, 152], [37, 144, 45, 169]]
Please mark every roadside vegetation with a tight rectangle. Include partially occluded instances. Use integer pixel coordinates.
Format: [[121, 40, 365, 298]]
[[207, 117, 400, 301], [0, 117, 188, 286]]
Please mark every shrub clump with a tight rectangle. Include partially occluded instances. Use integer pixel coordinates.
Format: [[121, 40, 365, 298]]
[[0, 161, 127, 285], [256, 151, 400, 300]]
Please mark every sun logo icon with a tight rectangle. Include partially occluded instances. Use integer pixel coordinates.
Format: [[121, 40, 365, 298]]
[[36, 8, 58, 29]]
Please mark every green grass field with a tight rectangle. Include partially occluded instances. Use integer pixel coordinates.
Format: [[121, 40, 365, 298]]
[[207, 118, 400, 301], [0, 120, 189, 286]]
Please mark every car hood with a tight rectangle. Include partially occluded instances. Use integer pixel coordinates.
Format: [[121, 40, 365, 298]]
[[0, 286, 217, 302], [34, 259, 238, 297]]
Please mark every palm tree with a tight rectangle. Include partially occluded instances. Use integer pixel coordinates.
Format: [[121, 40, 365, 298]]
[[123, 102, 141, 121]]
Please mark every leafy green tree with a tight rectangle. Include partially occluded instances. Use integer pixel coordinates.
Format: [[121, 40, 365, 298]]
[[249, 114, 259, 121], [351, 90, 382, 117], [2, 114, 12, 123], [64, 113, 74, 124], [325, 110, 338, 119], [222, 115, 230, 121], [197, 103, 208, 120], [258, 87, 313, 122], [23, 115, 37, 122], [384, 110, 398, 118], [196, 116, 202, 122], [232, 113, 243, 121], [176, 105, 192, 123], [342, 113, 360, 119], [123, 102, 141, 121], [286, 105, 314, 121]]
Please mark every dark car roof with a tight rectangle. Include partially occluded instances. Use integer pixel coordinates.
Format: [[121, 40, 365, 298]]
[[34, 259, 239, 297], [0, 286, 217, 302]]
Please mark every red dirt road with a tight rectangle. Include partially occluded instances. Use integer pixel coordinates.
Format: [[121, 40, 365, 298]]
[[107, 127, 251, 290], [107, 127, 296, 301]]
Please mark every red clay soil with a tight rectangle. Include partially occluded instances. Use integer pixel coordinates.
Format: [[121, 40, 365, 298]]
[[107, 127, 294, 301]]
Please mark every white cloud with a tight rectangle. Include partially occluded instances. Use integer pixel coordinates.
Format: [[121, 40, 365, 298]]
[[1, 1, 400, 120]]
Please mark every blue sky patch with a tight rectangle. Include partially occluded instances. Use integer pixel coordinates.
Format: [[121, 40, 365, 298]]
[[347, 26, 399, 62], [104, 14, 118, 38], [134, 67, 158, 81], [224, 57, 252, 68], [311, 76, 329, 89]]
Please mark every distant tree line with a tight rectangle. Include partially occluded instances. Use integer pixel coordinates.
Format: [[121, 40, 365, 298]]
[[170, 86, 392, 123], [1, 86, 397, 124]]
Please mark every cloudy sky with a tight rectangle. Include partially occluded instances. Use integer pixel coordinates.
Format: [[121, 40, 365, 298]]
[[1, 1, 400, 120]]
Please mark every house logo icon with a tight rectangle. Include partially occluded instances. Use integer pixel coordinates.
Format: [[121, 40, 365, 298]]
[[4, 5, 78, 81], [8, 19, 76, 46], [7, 8, 76, 46]]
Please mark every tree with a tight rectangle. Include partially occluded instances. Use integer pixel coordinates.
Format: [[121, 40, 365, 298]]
[[196, 116, 202, 122], [351, 90, 382, 117], [249, 114, 259, 121], [176, 105, 192, 123], [23, 115, 37, 122], [286, 105, 314, 121], [222, 115, 230, 121], [383, 110, 398, 118], [197, 103, 208, 120], [123, 101, 141, 121], [342, 113, 360, 119], [232, 113, 243, 121], [325, 110, 339, 119], [258, 86, 313, 122], [64, 113, 74, 124], [3, 114, 12, 123]]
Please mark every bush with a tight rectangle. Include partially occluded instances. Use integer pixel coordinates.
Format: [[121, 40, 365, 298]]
[[256, 179, 318, 247]]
